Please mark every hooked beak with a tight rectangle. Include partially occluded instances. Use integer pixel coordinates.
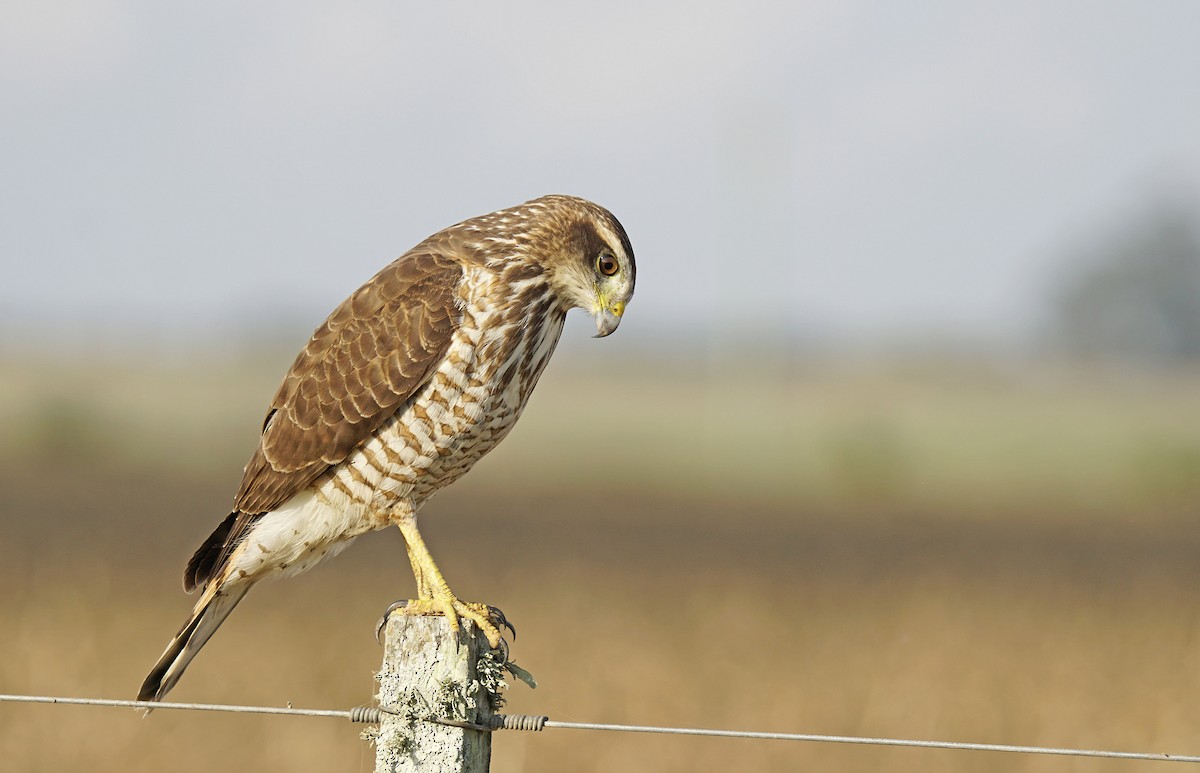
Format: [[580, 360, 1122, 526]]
[[593, 300, 626, 338]]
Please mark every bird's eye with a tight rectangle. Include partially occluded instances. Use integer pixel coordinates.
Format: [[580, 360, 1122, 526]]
[[597, 253, 619, 276]]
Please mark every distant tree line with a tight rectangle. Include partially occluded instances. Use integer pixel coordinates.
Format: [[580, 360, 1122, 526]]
[[1052, 200, 1200, 364]]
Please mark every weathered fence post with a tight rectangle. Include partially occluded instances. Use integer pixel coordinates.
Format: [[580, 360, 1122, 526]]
[[372, 614, 501, 773]]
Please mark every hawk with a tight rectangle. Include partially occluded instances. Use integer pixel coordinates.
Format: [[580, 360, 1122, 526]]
[[138, 195, 635, 703]]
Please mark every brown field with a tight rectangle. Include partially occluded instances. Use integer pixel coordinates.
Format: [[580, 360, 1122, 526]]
[[1, 353, 1199, 771]]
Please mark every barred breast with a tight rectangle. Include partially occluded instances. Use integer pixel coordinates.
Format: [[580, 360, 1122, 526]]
[[226, 265, 565, 581], [323, 263, 565, 521]]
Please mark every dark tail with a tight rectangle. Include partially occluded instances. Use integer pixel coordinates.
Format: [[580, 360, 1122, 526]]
[[185, 511, 239, 593], [138, 583, 251, 704]]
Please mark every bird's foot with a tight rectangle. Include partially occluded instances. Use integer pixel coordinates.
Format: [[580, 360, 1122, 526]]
[[376, 598, 513, 650]]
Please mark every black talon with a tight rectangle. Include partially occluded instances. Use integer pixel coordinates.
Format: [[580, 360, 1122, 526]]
[[495, 635, 510, 663], [487, 605, 516, 641], [376, 600, 412, 644]]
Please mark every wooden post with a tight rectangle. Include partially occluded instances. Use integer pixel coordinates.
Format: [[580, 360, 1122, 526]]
[[372, 614, 501, 773]]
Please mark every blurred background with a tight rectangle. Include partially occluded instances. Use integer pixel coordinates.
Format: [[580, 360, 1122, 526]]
[[3, 2, 1200, 771]]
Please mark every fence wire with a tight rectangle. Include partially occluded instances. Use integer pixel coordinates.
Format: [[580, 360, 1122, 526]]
[[2, 692, 1199, 764]]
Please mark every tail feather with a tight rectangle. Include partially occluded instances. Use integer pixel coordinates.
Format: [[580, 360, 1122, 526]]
[[138, 583, 252, 704], [184, 511, 238, 593]]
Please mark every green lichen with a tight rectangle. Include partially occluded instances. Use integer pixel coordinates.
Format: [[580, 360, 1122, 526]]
[[476, 649, 508, 709]]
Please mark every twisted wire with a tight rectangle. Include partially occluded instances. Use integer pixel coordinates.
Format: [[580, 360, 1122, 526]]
[[491, 713, 548, 731], [347, 706, 382, 724]]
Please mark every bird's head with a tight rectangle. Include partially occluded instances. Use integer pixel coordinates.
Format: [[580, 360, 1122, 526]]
[[517, 195, 636, 337]]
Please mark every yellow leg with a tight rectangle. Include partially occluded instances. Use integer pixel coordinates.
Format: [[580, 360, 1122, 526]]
[[394, 515, 503, 648], [402, 530, 432, 599]]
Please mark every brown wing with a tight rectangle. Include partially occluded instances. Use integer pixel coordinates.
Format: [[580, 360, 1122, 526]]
[[184, 249, 463, 591]]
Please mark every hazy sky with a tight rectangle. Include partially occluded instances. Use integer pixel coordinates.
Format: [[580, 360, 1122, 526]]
[[3, 1, 1199, 350]]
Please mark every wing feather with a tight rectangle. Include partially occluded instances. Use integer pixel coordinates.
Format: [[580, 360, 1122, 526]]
[[243, 249, 462, 510], [184, 249, 463, 591]]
